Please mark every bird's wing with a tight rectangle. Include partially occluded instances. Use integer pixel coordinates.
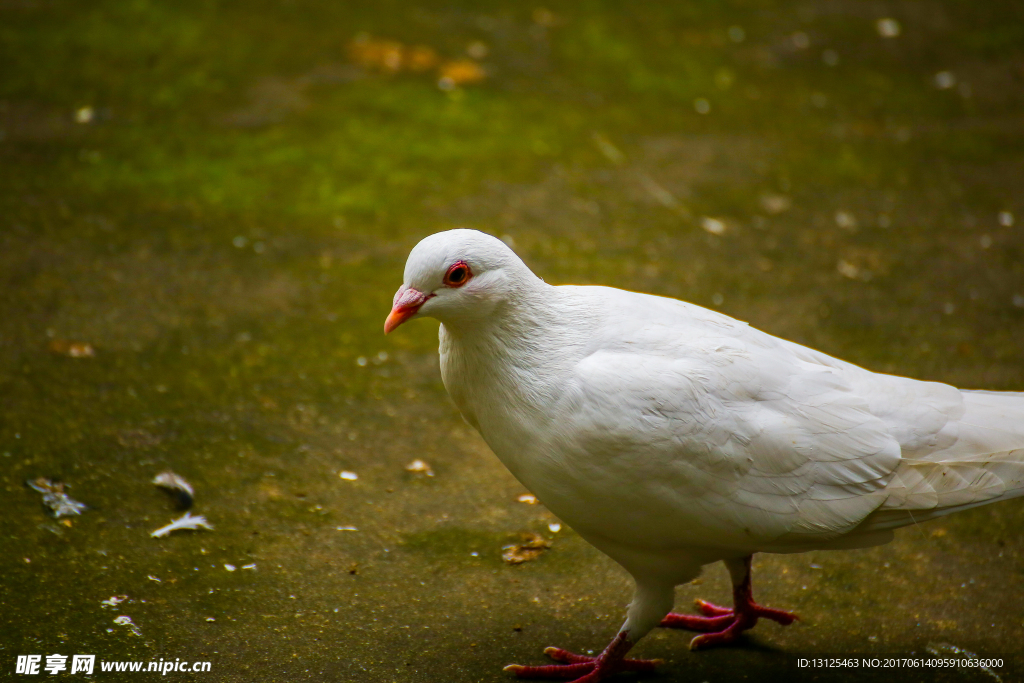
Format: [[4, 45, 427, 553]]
[[546, 288, 1024, 550], [558, 319, 901, 550]]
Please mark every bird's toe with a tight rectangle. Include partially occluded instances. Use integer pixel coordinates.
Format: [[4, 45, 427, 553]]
[[506, 644, 660, 680], [544, 647, 592, 664], [659, 611, 734, 631], [694, 599, 734, 617], [504, 660, 595, 679], [754, 604, 798, 625]]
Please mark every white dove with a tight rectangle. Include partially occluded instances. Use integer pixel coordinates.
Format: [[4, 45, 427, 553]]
[[385, 228, 1024, 682]]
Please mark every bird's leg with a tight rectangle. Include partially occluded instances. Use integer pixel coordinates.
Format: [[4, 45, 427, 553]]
[[504, 581, 671, 681], [659, 555, 797, 650]]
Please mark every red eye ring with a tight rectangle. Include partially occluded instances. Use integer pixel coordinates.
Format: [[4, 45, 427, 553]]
[[443, 261, 472, 288]]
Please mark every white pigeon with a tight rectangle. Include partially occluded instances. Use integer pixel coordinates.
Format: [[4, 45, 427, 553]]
[[385, 228, 1024, 682]]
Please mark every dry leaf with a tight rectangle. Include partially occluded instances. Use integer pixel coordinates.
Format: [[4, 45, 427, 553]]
[[502, 532, 551, 565], [438, 59, 487, 86], [48, 340, 95, 357]]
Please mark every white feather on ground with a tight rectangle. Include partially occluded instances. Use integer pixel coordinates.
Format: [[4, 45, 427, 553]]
[[150, 512, 213, 538]]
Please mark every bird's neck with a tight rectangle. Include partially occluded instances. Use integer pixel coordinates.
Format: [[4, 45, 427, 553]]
[[439, 284, 586, 431]]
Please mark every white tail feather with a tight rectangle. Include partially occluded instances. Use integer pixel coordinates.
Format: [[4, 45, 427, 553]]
[[859, 389, 1024, 533]]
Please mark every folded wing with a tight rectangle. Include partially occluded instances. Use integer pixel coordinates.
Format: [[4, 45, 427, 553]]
[[563, 302, 1024, 552]]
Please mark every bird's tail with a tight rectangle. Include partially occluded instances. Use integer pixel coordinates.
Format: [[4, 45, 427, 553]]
[[861, 389, 1024, 533]]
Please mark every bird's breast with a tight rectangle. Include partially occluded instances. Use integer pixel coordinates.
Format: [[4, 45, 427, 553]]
[[439, 330, 569, 480]]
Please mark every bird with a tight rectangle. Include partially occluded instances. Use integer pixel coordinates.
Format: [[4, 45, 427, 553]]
[[384, 228, 1024, 682]]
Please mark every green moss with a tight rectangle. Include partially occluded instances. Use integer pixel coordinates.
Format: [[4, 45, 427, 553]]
[[3, 1, 1024, 679]]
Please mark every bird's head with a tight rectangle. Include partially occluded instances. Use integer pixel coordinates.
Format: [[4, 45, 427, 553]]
[[385, 229, 535, 334]]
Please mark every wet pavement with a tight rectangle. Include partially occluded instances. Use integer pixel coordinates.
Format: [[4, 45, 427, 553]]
[[2, 1, 1023, 681]]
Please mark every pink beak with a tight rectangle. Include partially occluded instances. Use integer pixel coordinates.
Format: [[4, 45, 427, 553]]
[[384, 285, 430, 334]]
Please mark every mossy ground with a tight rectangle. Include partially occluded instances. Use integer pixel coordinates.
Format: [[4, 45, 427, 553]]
[[2, 1, 1023, 681]]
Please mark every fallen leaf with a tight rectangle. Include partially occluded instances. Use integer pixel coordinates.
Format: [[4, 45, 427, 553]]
[[502, 532, 551, 565], [438, 59, 487, 86], [348, 36, 405, 73], [48, 340, 95, 357]]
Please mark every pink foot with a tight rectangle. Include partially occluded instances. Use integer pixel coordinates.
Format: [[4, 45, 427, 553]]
[[659, 557, 797, 650], [504, 632, 661, 681], [661, 598, 797, 649]]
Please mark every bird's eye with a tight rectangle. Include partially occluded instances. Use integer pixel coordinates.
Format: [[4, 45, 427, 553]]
[[443, 261, 472, 287]]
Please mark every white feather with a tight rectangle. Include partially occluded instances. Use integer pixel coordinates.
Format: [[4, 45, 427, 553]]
[[150, 512, 213, 538]]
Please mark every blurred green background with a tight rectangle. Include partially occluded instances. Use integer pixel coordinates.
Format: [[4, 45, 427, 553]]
[[2, 1, 1023, 681]]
